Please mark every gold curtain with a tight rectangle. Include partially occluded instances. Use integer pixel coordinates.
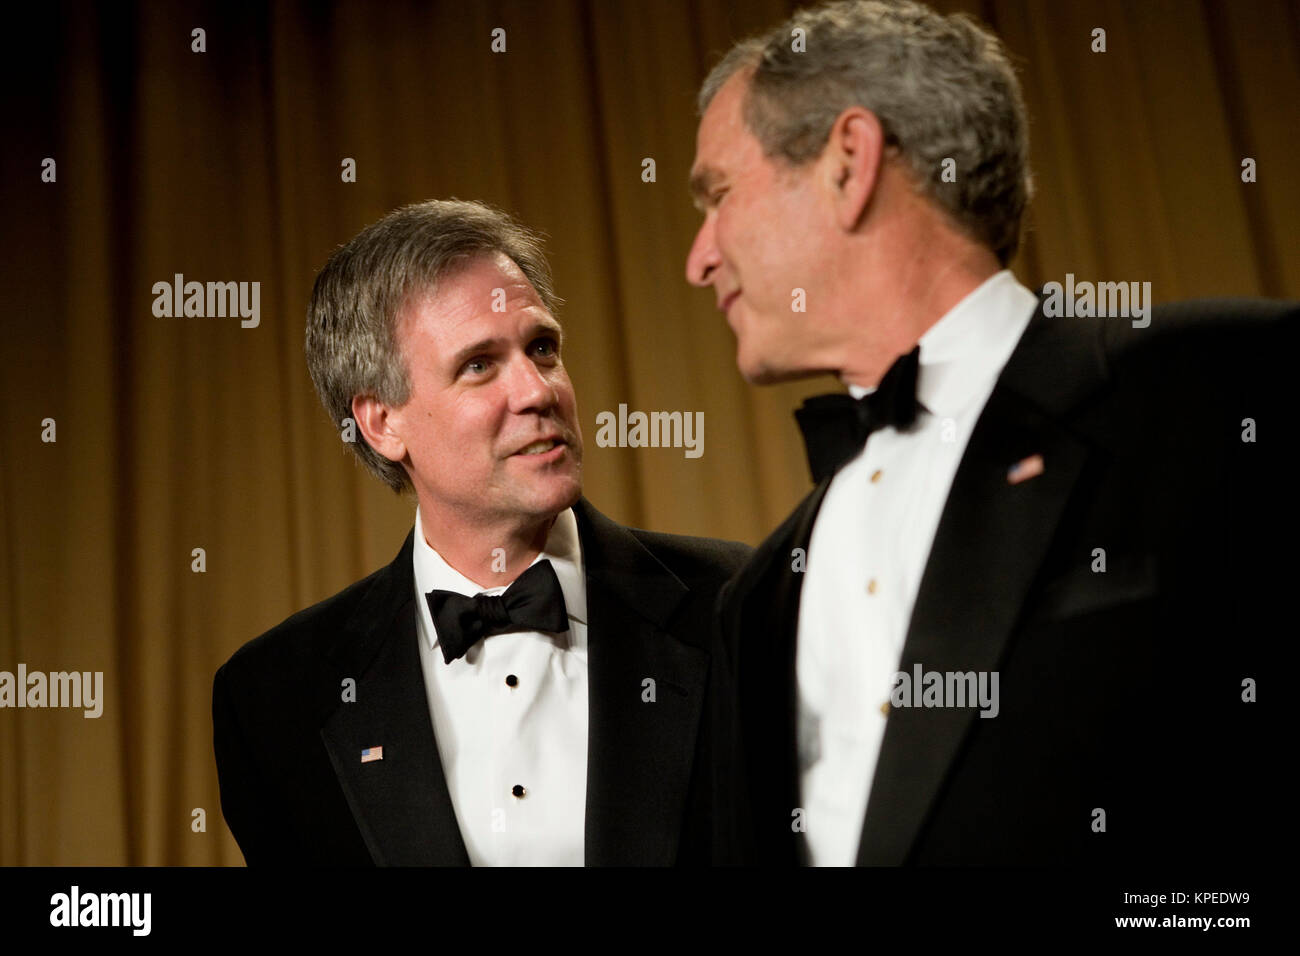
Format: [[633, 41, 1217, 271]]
[[1, 0, 1296, 865]]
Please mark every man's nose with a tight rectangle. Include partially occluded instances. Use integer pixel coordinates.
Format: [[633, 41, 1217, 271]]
[[507, 354, 558, 414], [686, 217, 720, 287]]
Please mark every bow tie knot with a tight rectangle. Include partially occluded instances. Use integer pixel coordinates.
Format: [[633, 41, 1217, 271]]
[[472, 592, 514, 630], [426, 558, 569, 664], [794, 345, 921, 483]]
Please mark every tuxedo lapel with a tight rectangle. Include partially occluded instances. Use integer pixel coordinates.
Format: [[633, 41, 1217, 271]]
[[319, 532, 470, 866], [856, 302, 1107, 865], [573, 498, 707, 866]]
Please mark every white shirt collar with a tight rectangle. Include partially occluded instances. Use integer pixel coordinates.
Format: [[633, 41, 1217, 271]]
[[411, 505, 588, 652], [847, 269, 1039, 417]]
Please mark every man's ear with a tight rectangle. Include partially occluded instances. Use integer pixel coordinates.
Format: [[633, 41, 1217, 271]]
[[351, 393, 407, 465], [823, 106, 887, 232]]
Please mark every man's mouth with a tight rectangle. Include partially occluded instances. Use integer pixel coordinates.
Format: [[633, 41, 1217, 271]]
[[719, 290, 741, 314], [513, 438, 565, 456]]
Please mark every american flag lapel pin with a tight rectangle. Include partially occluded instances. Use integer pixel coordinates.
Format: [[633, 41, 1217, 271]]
[[361, 746, 384, 763], [1006, 453, 1044, 485]]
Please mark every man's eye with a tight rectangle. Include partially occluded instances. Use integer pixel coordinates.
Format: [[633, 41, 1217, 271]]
[[710, 189, 728, 207], [531, 337, 559, 357], [463, 357, 489, 375]]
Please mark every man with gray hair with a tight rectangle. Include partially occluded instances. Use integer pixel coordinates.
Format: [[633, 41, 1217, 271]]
[[214, 199, 749, 866], [689, 1, 1287, 865]]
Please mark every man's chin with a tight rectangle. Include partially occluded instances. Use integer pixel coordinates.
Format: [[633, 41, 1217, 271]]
[[526, 473, 583, 515], [738, 349, 814, 386], [555, 479, 583, 511], [741, 364, 780, 386]]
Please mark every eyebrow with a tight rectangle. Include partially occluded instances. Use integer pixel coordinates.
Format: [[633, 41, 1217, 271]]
[[449, 321, 563, 369]]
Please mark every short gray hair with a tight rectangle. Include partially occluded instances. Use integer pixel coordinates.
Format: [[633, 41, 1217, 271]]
[[306, 199, 561, 493], [699, 0, 1033, 266]]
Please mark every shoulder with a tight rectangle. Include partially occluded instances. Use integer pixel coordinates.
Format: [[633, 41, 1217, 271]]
[[625, 526, 753, 585], [1102, 297, 1297, 375], [1092, 297, 1298, 436], [1010, 295, 1296, 442], [1142, 296, 1297, 329], [572, 497, 751, 588]]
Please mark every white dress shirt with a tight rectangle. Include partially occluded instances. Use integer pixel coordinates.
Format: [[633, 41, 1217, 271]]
[[797, 270, 1039, 866], [412, 505, 589, 866]]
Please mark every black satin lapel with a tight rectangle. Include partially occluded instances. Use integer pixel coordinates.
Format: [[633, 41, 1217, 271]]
[[573, 500, 705, 866], [320, 535, 469, 866], [855, 386, 1093, 866]]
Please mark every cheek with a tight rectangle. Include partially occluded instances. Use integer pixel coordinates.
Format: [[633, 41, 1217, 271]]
[[549, 368, 578, 409], [729, 198, 797, 290], [441, 394, 505, 452]]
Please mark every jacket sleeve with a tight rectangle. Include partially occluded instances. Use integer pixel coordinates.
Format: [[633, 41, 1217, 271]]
[[212, 662, 297, 865]]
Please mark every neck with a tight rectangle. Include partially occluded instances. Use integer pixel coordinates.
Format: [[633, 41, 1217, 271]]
[[418, 504, 557, 589], [820, 185, 1002, 389]]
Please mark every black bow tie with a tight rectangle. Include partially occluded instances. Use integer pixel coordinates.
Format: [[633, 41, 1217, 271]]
[[425, 559, 569, 665], [794, 345, 921, 483]]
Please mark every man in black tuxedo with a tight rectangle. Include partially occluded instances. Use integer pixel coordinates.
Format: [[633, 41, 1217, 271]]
[[685, 0, 1289, 865], [213, 199, 749, 865]]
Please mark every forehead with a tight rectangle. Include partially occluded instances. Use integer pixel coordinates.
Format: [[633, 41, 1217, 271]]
[[400, 251, 552, 338], [690, 71, 765, 195], [698, 71, 750, 148]]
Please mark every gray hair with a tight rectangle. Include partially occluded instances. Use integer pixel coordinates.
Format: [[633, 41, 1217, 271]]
[[698, 0, 1033, 266], [306, 199, 562, 493]]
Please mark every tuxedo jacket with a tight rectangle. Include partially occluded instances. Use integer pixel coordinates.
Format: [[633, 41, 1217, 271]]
[[714, 297, 1294, 866], [214, 497, 750, 865]]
